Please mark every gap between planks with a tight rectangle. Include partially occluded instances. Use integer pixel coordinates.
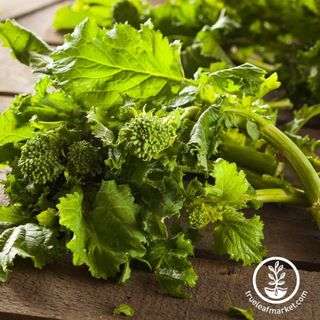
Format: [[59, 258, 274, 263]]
[[0, 0, 66, 21]]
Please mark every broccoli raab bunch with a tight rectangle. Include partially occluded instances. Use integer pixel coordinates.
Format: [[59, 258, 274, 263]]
[[1, 19, 320, 299]]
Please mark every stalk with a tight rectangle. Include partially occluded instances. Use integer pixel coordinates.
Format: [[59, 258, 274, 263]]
[[220, 139, 280, 176], [268, 98, 293, 110], [255, 188, 308, 206], [224, 107, 320, 228]]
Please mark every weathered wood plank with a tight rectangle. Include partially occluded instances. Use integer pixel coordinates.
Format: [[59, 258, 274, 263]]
[[0, 0, 63, 20], [0, 257, 318, 320], [0, 47, 35, 94], [0, 95, 13, 112], [17, 1, 70, 45]]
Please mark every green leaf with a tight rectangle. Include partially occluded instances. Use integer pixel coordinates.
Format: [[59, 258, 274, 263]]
[[152, 0, 200, 36], [246, 120, 260, 141], [36, 208, 58, 229], [140, 175, 184, 239], [113, 303, 135, 317], [285, 103, 320, 134], [53, 0, 148, 31], [16, 77, 83, 122], [57, 181, 146, 280], [204, 63, 273, 96], [188, 103, 226, 171], [209, 159, 249, 208], [0, 144, 19, 164], [57, 191, 87, 265], [147, 233, 197, 298], [50, 19, 185, 109], [0, 20, 51, 65], [87, 110, 115, 146], [53, 4, 101, 31], [229, 306, 254, 320], [213, 208, 266, 265], [151, 0, 224, 37], [0, 205, 32, 224], [0, 108, 35, 146], [0, 223, 59, 282], [195, 10, 238, 64]]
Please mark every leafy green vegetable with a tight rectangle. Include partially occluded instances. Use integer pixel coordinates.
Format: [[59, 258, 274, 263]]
[[54, 0, 320, 106], [147, 233, 197, 298], [213, 208, 265, 265], [50, 19, 187, 108], [0, 108, 35, 146], [54, 0, 148, 31], [210, 159, 249, 207], [0, 205, 32, 224], [57, 181, 146, 280], [0, 20, 51, 65], [0, 223, 59, 281], [1, 15, 320, 300]]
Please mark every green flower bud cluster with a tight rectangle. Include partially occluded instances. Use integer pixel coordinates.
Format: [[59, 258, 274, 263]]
[[119, 114, 175, 161], [18, 135, 62, 185], [66, 140, 100, 179], [188, 203, 212, 229]]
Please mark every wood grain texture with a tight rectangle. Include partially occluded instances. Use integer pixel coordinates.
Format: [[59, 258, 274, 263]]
[[17, 1, 70, 45], [0, 0, 63, 20], [0, 257, 318, 320], [0, 47, 35, 94], [0, 95, 12, 112]]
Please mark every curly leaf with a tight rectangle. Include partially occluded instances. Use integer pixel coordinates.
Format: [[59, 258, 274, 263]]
[[209, 159, 249, 208], [50, 19, 185, 108], [0, 223, 59, 282], [0, 108, 35, 146], [147, 233, 197, 298], [57, 181, 146, 280], [285, 103, 320, 134], [188, 103, 225, 170], [204, 63, 273, 96], [0, 205, 32, 224], [0, 20, 51, 65], [213, 208, 266, 265]]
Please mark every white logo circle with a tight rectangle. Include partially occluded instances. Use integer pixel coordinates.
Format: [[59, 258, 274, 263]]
[[252, 256, 300, 304]]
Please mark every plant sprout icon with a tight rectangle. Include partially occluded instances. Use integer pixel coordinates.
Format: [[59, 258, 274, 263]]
[[264, 261, 288, 299]]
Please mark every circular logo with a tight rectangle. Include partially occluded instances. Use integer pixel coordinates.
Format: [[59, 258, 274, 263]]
[[252, 256, 300, 304]]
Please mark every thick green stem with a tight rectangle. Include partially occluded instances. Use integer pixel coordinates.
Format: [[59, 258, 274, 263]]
[[224, 107, 320, 228], [255, 188, 308, 206], [181, 106, 201, 120], [242, 168, 282, 189], [220, 139, 280, 176], [268, 98, 293, 110]]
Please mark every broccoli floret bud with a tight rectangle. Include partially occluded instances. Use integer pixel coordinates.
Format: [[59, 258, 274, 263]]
[[188, 203, 212, 229], [119, 114, 175, 161], [18, 135, 63, 185], [66, 140, 100, 179]]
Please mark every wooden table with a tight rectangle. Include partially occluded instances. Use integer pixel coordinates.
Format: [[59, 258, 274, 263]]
[[0, 1, 320, 319]]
